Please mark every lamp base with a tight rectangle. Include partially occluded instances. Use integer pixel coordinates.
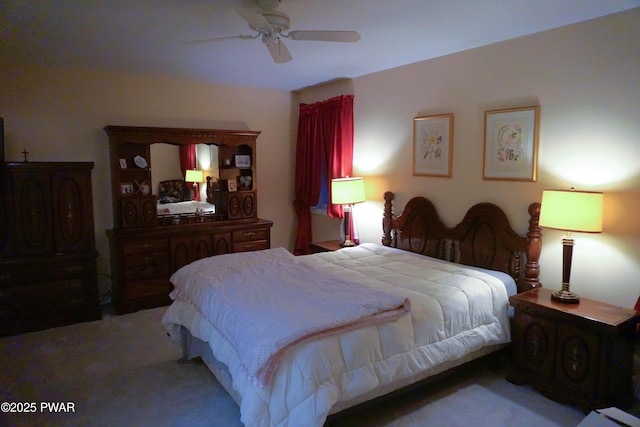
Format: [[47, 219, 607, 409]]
[[551, 289, 580, 304], [341, 239, 357, 248]]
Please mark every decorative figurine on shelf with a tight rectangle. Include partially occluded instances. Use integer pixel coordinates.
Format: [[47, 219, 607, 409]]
[[135, 180, 151, 196]]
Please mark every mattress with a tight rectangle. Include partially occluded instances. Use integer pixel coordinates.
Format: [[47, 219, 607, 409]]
[[162, 243, 513, 426]]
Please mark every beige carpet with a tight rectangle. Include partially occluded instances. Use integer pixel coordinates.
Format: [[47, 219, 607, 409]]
[[0, 305, 627, 427]]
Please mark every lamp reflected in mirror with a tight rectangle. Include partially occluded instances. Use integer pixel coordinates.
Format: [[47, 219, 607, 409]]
[[185, 169, 204, 201]]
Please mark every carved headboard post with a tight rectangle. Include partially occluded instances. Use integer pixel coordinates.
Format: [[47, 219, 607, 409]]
[[205, 176, 213, 204], [520, 202, 542, 292], [382, 191, 395, 247]]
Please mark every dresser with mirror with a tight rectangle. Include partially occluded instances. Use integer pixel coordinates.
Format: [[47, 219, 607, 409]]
[[105, 126, 273, 314]]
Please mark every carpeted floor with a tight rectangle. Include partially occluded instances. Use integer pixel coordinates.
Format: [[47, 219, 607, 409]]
[[0, 306, 632, 427]]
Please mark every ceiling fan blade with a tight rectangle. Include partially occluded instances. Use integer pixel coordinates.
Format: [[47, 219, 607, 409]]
[[236, 8, 272, 33], [287, 30, 360, 43], [182, 34, 257, 44], [266, 40, 292, 64]]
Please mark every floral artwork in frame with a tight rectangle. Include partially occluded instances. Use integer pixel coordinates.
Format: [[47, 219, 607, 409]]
[[413, 113, 454, 177], [483, 106, 539, 181]]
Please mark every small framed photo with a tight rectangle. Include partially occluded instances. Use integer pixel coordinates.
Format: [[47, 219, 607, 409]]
[[119, 159, 127, 169], [483, 106, 539, 182], [413, 113, 454, 177], [120, 182, 134, 195], [234, 154, 251, 168], [227, 179, 237, 192]]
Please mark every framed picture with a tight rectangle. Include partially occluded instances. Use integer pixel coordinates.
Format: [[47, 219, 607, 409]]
[[413, 113, 454, 177], [234, 154, 251, 168], [227, 179, 237, 192], [483, 106, 539, 181], [119, 158, 127, 169], [120, 182, 134, 195]]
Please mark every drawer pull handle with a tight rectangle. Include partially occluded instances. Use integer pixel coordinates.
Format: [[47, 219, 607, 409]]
[[244, 243, 256, 250], [244, 231, 256, 239]]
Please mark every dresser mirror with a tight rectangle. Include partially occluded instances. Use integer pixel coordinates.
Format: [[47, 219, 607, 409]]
[[151, 143, 218, 215], [106, 125, 259, 228]]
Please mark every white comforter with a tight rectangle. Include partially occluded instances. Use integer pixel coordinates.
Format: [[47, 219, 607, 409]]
[[169, 247, 410, 387], [157, 200, 216, 215], [162, 243, 512, 427]]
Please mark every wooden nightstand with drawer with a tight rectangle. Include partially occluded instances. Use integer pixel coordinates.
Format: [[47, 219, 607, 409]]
[[506, 288, 639, 411]]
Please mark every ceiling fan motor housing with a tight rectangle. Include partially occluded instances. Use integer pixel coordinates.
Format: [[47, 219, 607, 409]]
[[257, 0, 282, 11], [251, 10, 290, 34]]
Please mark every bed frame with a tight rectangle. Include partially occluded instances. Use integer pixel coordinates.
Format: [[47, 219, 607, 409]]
[[381, 191, 541, 293]]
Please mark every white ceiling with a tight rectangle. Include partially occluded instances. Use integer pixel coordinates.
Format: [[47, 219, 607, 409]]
[[2, 0, 638, 91]]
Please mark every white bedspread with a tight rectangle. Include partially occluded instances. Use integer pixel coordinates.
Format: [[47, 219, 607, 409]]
[[157, 200, 216, 215], [162, 243, 511, 427], [169, 247, 410, 387]]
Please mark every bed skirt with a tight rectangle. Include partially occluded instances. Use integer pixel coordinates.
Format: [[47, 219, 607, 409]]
[[178, 326, 508, 419]]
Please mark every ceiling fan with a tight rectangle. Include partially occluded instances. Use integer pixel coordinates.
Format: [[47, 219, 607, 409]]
[[185, 0, 361, 64]]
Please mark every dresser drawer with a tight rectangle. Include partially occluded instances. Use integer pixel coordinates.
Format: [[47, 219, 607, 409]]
[[122, 278, 172, 300], [122, 239, 168, 255], [232, 228, 269, 243], [232, 240, 269, 253], [124, 262, 171, 281], [124, 252, 170, 269]]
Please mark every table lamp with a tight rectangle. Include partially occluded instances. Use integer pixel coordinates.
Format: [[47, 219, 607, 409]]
[[185, 169, 204, 201], [539, 188, 603, 303], [331, 177, 365, 247]]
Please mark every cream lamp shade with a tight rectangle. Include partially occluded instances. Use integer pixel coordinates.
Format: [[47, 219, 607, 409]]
[[185, 169, 204, 183], [539, 189, 603, 233], [331, 177, 365, 205]]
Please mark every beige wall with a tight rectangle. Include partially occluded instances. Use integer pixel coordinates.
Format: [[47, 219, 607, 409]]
[[348, 9, 639, 308], [0, 65, 294, 295], [1, 9, 638, 309]]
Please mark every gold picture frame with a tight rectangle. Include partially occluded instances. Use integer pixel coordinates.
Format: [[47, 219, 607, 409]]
[[483, 106, 539, 182], [413, 113, 454, 177]]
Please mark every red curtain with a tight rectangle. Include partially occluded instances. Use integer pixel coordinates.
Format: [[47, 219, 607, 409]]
[[293, 95, 354, 255], [179, 144, 199, 201]]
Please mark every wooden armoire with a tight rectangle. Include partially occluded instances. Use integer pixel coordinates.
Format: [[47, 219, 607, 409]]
[[0, 162, 101, 336]]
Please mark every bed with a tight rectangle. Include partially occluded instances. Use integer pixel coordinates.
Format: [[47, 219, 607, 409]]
[[162, 191, 542, 426], [156, 179, 216, 216]]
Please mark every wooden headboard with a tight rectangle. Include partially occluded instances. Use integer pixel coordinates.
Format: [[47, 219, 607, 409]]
[[381, 191, 541, 293], [158, 179, 189, 203]]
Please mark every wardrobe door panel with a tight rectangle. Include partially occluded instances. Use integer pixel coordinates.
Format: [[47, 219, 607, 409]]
[[52, 171, 94, 252], [11, 171, 53, 255]]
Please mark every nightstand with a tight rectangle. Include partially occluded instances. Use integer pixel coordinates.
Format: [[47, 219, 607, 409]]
[[309, 240, 344, 253], [506, 288, 639, 411]]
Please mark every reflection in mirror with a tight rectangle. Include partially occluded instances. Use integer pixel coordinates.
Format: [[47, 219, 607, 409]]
[[150, 143, 218, 216]]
